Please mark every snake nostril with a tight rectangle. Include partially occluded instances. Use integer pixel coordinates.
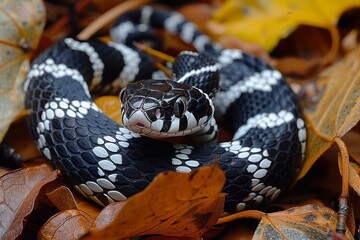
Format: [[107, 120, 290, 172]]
[[155, 108, 161, 119]]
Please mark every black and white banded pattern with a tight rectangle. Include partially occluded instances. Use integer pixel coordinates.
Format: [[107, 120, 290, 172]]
[[24, 7, 305, 213]]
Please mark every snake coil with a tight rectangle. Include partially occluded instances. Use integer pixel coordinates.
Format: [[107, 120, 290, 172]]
[[24, 7, 306, 213]]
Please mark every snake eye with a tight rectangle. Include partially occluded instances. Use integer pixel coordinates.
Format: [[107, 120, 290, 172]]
[[119, 89, 126, 103], [174, 96, 187, 117]]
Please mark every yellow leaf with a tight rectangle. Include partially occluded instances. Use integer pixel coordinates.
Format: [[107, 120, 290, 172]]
[[210, 0, 360, 51], [253, 204, 353, 239], [84, 164, 225, 239], [0, 0, 45, 141], [296, 46, 360, 181]]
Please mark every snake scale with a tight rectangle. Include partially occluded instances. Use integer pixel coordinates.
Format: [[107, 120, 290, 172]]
[[24, 6, 306, 213]]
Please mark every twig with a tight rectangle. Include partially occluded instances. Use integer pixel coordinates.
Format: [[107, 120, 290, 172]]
[[216, 210, 264, 225], [134, 42, 175, 63], [134, 42, 175, 78], [77, 0, 153, 40], [334, 137, 349, 235], [335, 137, 349, 198]]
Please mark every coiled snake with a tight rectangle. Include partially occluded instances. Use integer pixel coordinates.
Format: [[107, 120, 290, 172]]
[[24, 7, 306, 213]]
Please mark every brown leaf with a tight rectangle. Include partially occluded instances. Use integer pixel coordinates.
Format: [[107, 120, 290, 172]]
[[46, 186, 79, 211], [0, 163, 58, 239], [38, 209, 93, 240], [296, 46, 360, 181], [253, 204, 353, 240], [84, 164, 225, 239]]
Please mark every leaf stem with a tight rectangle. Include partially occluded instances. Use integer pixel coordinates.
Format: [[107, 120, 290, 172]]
[[77, 0, 153, 40], [334, 137, 349, 235], [216, 210, 264, 225], [334, 137, 349, 198]]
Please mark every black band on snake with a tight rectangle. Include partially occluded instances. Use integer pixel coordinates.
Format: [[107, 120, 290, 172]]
[[24, 6, 306, 213]]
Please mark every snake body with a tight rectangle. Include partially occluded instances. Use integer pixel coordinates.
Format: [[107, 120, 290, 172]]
[[24, 7, 306, 213]]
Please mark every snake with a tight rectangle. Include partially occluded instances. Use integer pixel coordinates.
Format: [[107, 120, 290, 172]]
[[24, 6, 306, 213]]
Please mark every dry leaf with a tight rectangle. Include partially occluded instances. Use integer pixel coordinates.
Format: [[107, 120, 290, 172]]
[[0, 164, 58, 239], [38, 209, 94, 240], [84, 164, 225, 239], [296, 46, 360, 181], [0, 0, 45, 141], [253, 204, 353, 239], [46, 186, 81, 211]]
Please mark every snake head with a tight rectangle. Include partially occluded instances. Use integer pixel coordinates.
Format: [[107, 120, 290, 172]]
[[120, 79, 214, 137]]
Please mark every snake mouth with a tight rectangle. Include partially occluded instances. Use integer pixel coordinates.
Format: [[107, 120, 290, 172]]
[[123, 108, 210, 138], [135, 122, 145, 128]]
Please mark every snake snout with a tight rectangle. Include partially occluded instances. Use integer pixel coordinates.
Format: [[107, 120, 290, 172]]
[[124, 110, 152, 132]]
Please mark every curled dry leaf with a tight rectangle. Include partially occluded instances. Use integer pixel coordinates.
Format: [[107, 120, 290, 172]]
[[0, 163, 58, 239], [45, 184, 101, 219], [253, 204, 353, 240], [0, 0, 45, 141], [46, 186, 78, 211], [38, 209, 94, 240], [296, 46, 360, 181], [84, 164, 225, 239]]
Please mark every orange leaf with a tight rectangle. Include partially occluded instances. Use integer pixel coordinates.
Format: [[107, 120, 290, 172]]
[[0, 0, 45, 141], [94, 96, 122, 124], [0, 163, 58, 239], [38, 209, 94, 240], [253, 204, 353, 239], [296, 46, 360, 181], [84, 164, 225, 239]]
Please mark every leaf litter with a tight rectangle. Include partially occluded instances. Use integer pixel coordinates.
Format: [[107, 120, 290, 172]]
[[1, 0, 360, 239]]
